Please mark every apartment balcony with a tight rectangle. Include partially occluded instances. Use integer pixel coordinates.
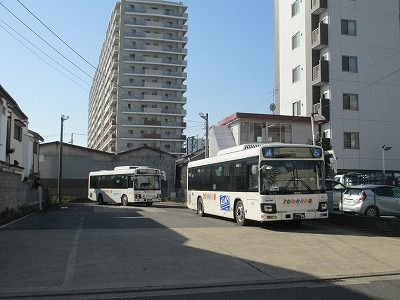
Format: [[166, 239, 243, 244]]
[[122, 68, 187, 78], [125, 7, 188, 19], [121, 81, 187, 91], [123, 56, 187, 66], [312, 60, 329, 86], [144, 119, 161, 126], [124, 108, 186, 116], [125, 19, 188, 31], [311, 23, 328, 50], [312, 98, 330, 122], [311, 0, 328, 15], [143, 133, 161, 139]]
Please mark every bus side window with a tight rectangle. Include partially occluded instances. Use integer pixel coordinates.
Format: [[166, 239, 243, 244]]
[[129, 176, 135, 188], [247, 164, 259, 192], [233, 162, 246, 192]]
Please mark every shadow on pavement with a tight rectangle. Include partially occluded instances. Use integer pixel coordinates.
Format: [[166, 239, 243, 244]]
[[0, 203, 389, 299]]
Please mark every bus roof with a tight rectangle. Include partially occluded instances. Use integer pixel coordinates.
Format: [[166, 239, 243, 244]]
[[89, 166, 160, 176], [188, 143, 322, 168]]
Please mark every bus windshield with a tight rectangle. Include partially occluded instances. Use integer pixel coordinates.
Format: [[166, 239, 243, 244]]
[[260, 160, 325, 195], [134, 175, 160, 190]]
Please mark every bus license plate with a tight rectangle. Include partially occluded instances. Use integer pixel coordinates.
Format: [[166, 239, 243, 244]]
[[293, 213, 305, 220]]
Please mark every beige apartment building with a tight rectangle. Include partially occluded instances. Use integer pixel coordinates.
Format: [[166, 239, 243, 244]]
[[88, 0, 188, 155]]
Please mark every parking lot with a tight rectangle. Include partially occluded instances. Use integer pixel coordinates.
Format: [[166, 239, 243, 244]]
[[1, 203, 400, 299]]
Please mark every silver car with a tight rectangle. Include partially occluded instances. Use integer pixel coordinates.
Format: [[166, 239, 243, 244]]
[[326, 179, 346, 211], [340, 185, 400, 217]]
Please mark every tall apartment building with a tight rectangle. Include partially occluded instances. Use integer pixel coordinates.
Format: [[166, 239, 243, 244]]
[[88, 0, 188, 155], [275, 0, 400, 172]]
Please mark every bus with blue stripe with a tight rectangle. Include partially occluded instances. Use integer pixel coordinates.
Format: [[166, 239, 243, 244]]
[[187, 143, 328, 225]]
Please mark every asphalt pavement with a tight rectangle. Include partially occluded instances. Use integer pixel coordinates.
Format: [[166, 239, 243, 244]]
[[1, 203, 400, 299]]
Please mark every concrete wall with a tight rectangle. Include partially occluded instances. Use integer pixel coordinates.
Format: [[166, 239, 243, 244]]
[[39, 143, 177, 200], [0, 170, 39, 213]]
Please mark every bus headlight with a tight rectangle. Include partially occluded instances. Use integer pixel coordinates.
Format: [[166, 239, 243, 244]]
[[318, 202, 328, 212], [261, 204, 276, 214]]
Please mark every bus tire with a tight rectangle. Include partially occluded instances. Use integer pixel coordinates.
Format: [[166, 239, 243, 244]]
[[121, 194, 128, 206], [234, 200, 247, 226], [146, 202, 153, 207], [98, 193, 103, 205], [197, 197, 205, 217]]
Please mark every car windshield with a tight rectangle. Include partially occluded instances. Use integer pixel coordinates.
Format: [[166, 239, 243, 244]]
[[260, 160, 325, 195], [134, 175, 160, 190]]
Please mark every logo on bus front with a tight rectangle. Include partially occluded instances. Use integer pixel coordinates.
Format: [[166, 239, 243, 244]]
[[220, 195, 231, 211], [283, 198, 313, 205]]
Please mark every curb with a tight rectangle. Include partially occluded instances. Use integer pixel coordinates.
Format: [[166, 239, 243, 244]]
[[0, 211, 37, 229], [1, 271, 399, 299]]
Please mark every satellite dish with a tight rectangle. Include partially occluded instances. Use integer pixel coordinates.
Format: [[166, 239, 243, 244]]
[[269, 103, 276, 112]]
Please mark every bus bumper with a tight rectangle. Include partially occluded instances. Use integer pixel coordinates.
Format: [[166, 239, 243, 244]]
[[260, 211, 328, 221]]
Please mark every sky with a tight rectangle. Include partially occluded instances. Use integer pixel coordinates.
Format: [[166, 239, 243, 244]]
[[0, 0, 275, 147]]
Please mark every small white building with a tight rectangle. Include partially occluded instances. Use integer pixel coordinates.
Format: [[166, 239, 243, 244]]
[[0, 84, 43, 180], [209, 112, 314, 157]]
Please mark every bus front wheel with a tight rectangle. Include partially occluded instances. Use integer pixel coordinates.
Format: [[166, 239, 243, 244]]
[[235, 200, 247, 226], [197, 198, 205, 217], [98, 194, 103, 205], [121, 195, 128, 206]]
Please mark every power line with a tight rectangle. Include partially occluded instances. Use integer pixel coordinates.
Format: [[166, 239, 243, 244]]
[[0, 2, 93, 80], [0, 22, 88, 91], [16, 0, 97, 71], [11, 0, 146, 104], [0, 17, 90, 87]]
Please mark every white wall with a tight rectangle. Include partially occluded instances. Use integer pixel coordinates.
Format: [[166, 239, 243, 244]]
[[328, 0, 400, 171], [276, 0, 400, 172]]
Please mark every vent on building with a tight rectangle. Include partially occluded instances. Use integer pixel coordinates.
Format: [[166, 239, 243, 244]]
[[217, 143, 263, 156]]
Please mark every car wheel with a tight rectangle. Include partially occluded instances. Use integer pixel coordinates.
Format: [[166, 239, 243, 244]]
[[235, 200, 247, 226], [121, 195, 128, 206], [98, 194, 103, 205], [146, 202, 153, 207], [365, 206, 379, 217], [197, 198, 204, 217]]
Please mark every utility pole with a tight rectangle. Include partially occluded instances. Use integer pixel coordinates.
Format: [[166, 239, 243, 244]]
[[70, 133, 74, 145], [382, 145, 392, 174], [199, 112, 209, 158], [310, 113, 316, 146], [58, 114, 69, 205]]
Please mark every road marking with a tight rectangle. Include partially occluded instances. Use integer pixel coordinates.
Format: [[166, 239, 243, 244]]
[[62, 216, 83, 288]]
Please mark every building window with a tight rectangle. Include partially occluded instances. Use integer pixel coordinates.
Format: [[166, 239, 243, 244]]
[[14, 123, 22, 141], [292, 31, 300, 49], [164, 144, 171, 149], [292, 65, 301, 82], [267, 124, 292, 143], [292, 101, 301, 116], [342, 55, 358, 72], [341, 19, 357, 36], [33, 142, 38, 154], [343, 93, 359, 110], [344, 132, 359, 149], [291, 0, 300, 17]]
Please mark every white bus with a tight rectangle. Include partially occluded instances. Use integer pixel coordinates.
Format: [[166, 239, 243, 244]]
[[187, 143, 328, 225], [88, 166, 162, 206]]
